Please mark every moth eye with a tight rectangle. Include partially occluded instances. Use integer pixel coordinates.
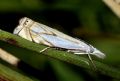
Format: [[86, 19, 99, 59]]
[[24, 19, 29, 26]]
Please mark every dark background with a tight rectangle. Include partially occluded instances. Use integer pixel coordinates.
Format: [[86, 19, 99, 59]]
[[0, 0, 120, 81]]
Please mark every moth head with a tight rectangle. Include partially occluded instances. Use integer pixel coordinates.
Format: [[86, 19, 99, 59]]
[[13, 17, 34, 34], [19, 17, 34, 27]]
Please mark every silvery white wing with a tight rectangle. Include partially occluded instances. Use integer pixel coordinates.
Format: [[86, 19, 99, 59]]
[[13, 17, 105, 59]]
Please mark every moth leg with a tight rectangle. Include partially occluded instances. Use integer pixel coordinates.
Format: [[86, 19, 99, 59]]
[[70, 50, 96, 69], [67, 50, 90, 65], [40, 47, 51, 53], [87, 53, 97, 70]]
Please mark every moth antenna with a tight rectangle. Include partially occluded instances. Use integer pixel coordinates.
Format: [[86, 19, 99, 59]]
[[40, 47, 51, 53], [87, 53, 97, 70]]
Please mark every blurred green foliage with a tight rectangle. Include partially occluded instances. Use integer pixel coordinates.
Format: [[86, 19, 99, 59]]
[[0, 0, 120, 81]]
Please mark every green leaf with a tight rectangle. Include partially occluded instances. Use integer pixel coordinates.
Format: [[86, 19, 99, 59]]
[[0, 63, 38, 81]]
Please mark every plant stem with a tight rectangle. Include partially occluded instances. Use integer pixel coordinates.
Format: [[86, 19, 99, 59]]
[[0, 29, 120, 79]]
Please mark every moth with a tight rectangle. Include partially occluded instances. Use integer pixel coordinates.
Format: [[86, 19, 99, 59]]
[[13, 17, 105, 60]]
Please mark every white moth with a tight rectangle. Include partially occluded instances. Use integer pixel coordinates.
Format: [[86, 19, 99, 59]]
[[13, 17, 105, 59]]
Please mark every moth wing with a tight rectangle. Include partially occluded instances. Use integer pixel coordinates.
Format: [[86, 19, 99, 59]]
[[40, 34, 88, 51], [30, 22, 53, 34], [29, 22, 92, 52], [35, 22, 83, 44], [44, 26, 106, 58], [30, 22, 89, 47], [23, 18, 105, 59]]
